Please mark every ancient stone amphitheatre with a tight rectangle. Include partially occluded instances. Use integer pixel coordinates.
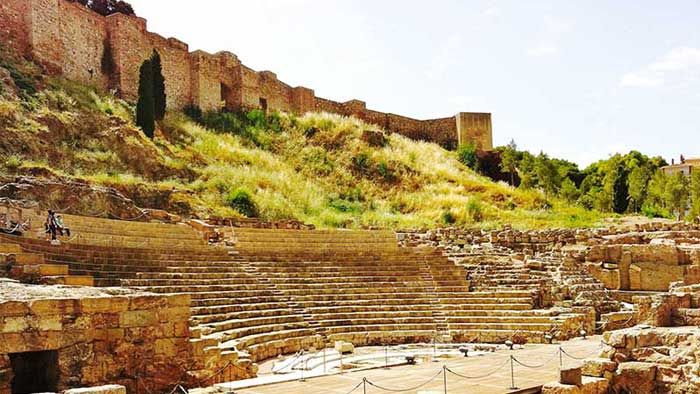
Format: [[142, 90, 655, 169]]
[[2, 1, 700, 394]]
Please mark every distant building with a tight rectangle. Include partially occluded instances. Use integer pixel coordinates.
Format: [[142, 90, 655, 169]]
[[661, 155, 700, 176]]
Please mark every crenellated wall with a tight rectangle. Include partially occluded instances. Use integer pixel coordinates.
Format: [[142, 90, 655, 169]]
[[0, 0, 493, 150]]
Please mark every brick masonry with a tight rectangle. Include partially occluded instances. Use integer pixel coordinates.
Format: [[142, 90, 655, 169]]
[[0, 0, 492, 150]]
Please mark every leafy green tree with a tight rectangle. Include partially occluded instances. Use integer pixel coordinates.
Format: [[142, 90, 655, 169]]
[[664, 172, 689, 219], [628, 166, 651, 213], [645, 171, 668, 210], [500, 139, 518, 186], [559, 177, 580, 204], [135, 59, 155, 139], [535, 152, 559, 200], [151, 51, 166, 121], [690, 171, 700, 219], [457, 143, 479, 170], [518, 152, 537, 189]]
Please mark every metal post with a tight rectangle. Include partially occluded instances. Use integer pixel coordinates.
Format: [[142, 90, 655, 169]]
[[559, 347, 563, 369], [443, 365, 447, 394], [509, 355, 517, 390], [323, 347, 327, 373], [340, 349, 343, 374], [300, 351, 306, 382]]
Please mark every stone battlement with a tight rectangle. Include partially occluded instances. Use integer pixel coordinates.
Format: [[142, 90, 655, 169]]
[[0, 0, 493, 150]]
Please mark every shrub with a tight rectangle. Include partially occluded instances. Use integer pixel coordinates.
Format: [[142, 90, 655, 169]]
[[466, 198, 484, 222], [4, 155, 22, 170], [183, 105, 203, 123], [329, 197, 362, 213], [351, 151, 372, 176], [642, 205, 669, 219], [225, 188, 258, 218], [442, 210, 456, 225], [457, 143, 479, 170], [377, 160, 395, 182]]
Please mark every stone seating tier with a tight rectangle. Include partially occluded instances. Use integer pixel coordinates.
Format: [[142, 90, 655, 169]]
[[0, 219, 587, 374]]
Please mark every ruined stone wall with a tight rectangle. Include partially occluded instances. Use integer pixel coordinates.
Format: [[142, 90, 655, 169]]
[[0, 284, 193, 394], [0, 0, 494, 149]]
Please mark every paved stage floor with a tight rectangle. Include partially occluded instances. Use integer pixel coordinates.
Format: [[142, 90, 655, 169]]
[[231, 336, 602, 394]]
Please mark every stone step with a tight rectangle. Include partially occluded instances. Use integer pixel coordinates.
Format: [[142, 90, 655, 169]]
[[202, 315, 307, 333], [19, 263, 69, 276], [0, 243, 22, 253], [43, 275, 94, 286]]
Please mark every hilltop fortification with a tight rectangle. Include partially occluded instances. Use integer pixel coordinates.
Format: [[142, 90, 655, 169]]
[[0, 0, 492, 150]]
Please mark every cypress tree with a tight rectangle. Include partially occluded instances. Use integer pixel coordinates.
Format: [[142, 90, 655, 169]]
[[136, 59, 155, 139], [151, 51, 167, 120]]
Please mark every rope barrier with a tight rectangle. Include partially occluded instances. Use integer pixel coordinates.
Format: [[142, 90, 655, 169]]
[[511, 350, 560, 369], [445, 357, 510, 380], [108, 209, 149, 222], [365, 369, 443, 392], [342, 380, 364, 394], [560, 343, 604, 361]]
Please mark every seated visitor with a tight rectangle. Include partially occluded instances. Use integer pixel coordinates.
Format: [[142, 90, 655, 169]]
[[55, 214, 71, 237]]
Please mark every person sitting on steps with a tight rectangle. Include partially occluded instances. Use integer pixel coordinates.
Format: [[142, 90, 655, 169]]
[[55, 214, 70, 237]]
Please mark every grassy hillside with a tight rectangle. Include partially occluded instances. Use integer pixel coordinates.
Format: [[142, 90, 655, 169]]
[[0, 51, 601, 229]]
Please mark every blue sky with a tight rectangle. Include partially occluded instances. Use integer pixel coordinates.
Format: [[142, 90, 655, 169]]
[[129, 0, 700, 167]]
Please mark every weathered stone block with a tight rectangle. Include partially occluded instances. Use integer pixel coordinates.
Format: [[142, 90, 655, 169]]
[[612, 362, 657, 393], [582, 358, 617, 377], [119, 310, 157, 328], [560, 367, 582, 386], [63, 384, 126, 394]]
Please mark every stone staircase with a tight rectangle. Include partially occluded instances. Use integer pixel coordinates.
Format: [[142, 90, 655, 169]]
[[0, 242, 93, 286]]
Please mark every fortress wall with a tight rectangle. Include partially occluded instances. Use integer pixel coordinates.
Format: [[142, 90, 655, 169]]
[[425, 117, 458, 149], [107, 14, 191, 108], [58, 0, 109, 89], [291, 86, 315, 113], [27, 0, 62, 74], [0, 0, 30, 56], [457, 112, 493, 151], [258, 71, 294, 112], [315, 97, 346, 114], [190, 51, 222, 112], [0, 0, 493, 150]]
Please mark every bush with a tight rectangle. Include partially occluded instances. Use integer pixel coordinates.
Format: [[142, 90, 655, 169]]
[[642, 205, 669, 219], [457, 143, 479, 170], [466, 198, 484, 222], [4, 154, 22, 170], [183, 105, 203, 123], [377, 160, 395, 182], [351, 151, 372, 176], [442, 210, 456, 225], [329, 197, 362, 213], [225, 188, 258, 218]]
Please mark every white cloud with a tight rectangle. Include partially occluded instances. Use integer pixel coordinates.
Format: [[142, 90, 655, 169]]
[[620, 47, 700, 89], [527, 44, 558, 57]]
